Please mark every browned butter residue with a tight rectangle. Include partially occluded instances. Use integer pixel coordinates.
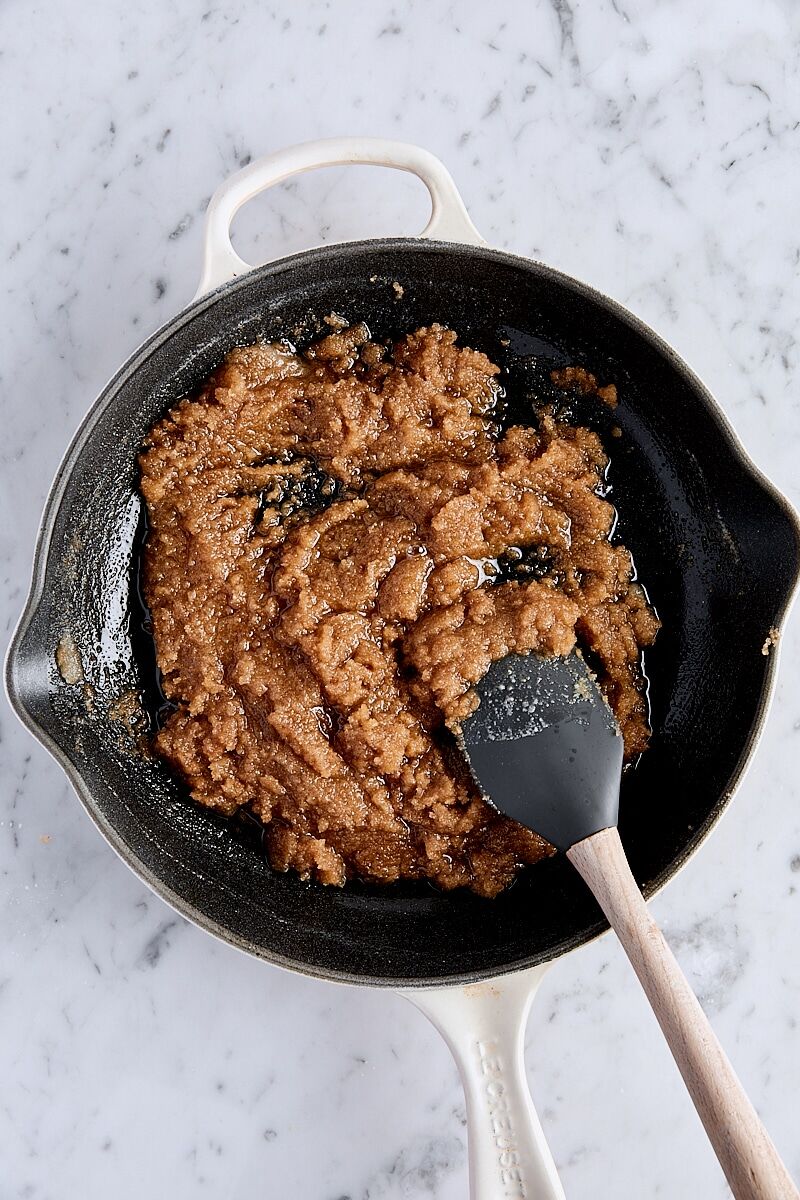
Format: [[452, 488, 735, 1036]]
[[139, 325, 658, 896], [55, 633, 84, 685]]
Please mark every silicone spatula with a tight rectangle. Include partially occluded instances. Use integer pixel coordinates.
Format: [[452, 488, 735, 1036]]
[[460, 651, 798, 1200]]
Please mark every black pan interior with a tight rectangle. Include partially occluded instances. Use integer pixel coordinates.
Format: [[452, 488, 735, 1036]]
[[8, 241, 800, 985]]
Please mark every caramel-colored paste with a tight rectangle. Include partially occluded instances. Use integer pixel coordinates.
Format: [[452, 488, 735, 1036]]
[[139, 325, 658, 896]]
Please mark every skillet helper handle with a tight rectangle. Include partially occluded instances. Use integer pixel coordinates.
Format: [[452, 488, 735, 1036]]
[[404, 966, 566, 1200], [195, 135, 485, 297], [568, 827, 799, 1200]]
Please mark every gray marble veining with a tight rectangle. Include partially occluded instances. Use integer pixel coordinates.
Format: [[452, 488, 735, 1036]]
[[2, 1, 799, 1197]]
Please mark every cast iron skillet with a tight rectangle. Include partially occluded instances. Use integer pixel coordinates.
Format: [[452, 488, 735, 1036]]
[[6, 141, 800, 997]]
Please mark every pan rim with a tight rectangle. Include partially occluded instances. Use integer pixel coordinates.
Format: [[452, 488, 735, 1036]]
[[5, 236, 800, 987]]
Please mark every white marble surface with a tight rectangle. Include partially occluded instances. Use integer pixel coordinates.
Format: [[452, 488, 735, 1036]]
[[2, 1, 799, 1196]]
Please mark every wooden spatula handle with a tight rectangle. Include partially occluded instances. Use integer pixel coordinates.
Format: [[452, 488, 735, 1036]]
[[567, 827, 798, 1200]]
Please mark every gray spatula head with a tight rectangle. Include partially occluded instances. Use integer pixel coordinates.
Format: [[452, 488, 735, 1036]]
[[459, 651, 624, 851]]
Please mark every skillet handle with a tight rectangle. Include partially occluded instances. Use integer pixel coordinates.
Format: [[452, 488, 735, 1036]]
[[402, 965, 566, 1200], [194, 136, 486, 298]]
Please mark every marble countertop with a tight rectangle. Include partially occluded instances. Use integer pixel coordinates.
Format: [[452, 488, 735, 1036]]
[[2, 1, 799, 1196]]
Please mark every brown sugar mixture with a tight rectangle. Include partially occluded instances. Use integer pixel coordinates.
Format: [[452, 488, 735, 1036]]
[[139, 325, 659, 897]]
